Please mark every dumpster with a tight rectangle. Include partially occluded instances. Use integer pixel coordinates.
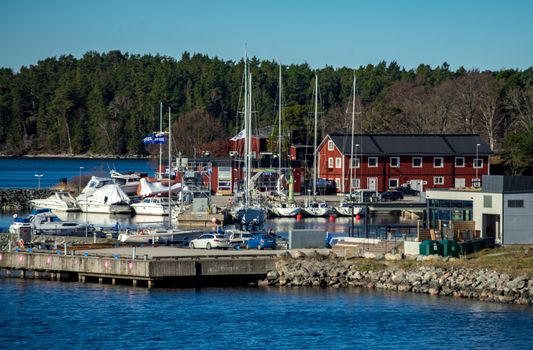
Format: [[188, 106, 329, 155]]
[[472, 239, 484, 253], [460, 241, 474, 255], [419, 240, 442, 256], [440, 239, 460, 258]]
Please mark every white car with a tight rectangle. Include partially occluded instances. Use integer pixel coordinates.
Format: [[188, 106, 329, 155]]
[[189, 234, 230, 250]]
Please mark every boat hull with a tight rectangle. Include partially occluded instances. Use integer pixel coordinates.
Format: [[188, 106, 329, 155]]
[[335, 206, 365, 216], [79, 203, 131, 214], [302, 207, 329, 217]]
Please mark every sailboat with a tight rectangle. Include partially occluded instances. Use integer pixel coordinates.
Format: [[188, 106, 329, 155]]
[[302, 74, 330, 217], [335, 74, 365, 217], [232, 52, 267, 229], [270, 63, 301, 217]]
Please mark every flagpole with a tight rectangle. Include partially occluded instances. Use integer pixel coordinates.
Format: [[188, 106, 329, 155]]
[[159, 102, 163, 179], [168, 106, 172, 229]]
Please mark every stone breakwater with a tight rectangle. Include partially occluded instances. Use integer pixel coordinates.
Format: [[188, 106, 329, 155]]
[[0, 189, 55, 210], [264, 250, 533, 305]]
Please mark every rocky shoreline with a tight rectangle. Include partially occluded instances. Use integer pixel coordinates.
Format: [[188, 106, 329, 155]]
[[0, 189, 55, 211], [262, 250, 533, 305]]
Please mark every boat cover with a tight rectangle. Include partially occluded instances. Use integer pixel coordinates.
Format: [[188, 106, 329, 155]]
[[77, 176, 130, 204], [137, 177, 182, 197]]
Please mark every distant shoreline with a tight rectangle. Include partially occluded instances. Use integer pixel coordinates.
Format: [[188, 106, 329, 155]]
[[0, 153, 150, 160]]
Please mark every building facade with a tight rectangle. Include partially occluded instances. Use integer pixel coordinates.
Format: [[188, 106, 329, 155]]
[[316, 134, 491, 193], [426, 175, 533, 245]]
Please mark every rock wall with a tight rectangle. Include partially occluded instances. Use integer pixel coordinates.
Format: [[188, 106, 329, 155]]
[[0, 189, 55, 210], [264, 250, 533, 305]]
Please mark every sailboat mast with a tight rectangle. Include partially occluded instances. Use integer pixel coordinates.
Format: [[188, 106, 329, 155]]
[[246, 71, 253, 207], [278, 63, 282, 192], [350, 73, 356, 195], [159, 102, 163, 179], [243, 54, 250, 208], [168, 106, 172, 228], [313, 74, 318, 197]]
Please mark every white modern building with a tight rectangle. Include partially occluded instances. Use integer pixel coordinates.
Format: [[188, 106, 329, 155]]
[[426, 175, 533, 245]]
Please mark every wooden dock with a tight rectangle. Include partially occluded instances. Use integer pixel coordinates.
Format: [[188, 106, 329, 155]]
[[0, 249, 277, 288]]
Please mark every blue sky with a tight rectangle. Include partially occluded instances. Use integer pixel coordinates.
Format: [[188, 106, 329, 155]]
[[1, 0, 532, 71]]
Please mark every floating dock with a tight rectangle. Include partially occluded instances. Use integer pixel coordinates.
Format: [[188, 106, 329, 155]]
[[0, 248, 278, 288]]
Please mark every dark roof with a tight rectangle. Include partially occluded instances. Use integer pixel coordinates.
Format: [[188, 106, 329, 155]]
[[328, 134, 492, 156]]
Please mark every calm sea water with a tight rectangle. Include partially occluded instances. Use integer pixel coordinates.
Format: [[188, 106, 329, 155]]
[[0, 157, 155, 189], [1, 279, 532, 350]]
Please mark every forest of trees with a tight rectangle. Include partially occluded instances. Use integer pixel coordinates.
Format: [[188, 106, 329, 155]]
[[0, 50, 532, 175]]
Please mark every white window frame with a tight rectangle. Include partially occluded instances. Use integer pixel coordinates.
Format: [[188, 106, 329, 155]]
[[455, 157, 465, 167], [433, 157, 444, 168], [350, 157, 360, 168], [328, 157, 334, 169], [351, 178, 360, 189], [327, 140, 334, 151], [368, 157, 378, 168], [474, 158, 483, 168], [412, 157, 422, 168], [390, 157, 400, 168], [388, 178, 399, 189], [434, 176, 444, 185], [335, 157, 342, 169]]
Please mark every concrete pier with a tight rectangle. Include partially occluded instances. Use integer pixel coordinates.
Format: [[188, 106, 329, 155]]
[[0, 248, 278, 288]]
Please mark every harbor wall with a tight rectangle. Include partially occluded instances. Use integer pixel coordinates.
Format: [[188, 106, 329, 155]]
[[264, 250, 533, 305]]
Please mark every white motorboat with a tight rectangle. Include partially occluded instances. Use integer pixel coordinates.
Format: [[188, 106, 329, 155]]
[[110, 170, 144, 195], [9, 208, 93, 236], [137, 177, 182, 197], [29, 191, 80, 212], [131, 197, 174, 216], [77, 176, 131, 214], [270, 203, 301, 217], [302, 201, 330, 217]]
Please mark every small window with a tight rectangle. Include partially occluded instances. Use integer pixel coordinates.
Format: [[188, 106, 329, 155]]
[[434, 176, 444, 185], [508, 200, 524, 208], [483, 195, 492, 208], [434, 157, 444, 168], [335, 157, 342, 169], [389, 178, 399, 188], [351, 178, 360, 189], [412, 157, 422, 168], [390, 157, 400, 167], [455, 157, 465, 167], [351, 157, 360, 168], [328, 140, 334, 151], [368, 157, 378, 168], [474, 158, 483, 168], [328, 157, 334, 168]]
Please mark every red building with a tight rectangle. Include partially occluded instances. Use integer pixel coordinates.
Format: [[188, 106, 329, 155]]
[[317, 134, 491, 193]]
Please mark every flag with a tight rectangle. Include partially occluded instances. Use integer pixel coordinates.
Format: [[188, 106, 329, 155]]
[[143, 133, 166, 144], [230, 129, 246, 141]]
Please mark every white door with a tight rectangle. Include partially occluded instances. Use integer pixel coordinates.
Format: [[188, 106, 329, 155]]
[[455, 178, 466, 188], [368, 177, 377, 191], [410, 180, 423, 192]]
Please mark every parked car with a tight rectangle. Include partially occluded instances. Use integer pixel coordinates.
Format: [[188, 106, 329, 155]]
[[246, 233, 277, 250], [189, 233, 230, 250], [379, 190, 404, 201], [396, 186, 420, 196], [226, 231, 252, 247]]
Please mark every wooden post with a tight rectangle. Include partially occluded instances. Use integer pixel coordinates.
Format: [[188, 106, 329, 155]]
[[132, 279, 137, 287], [34, 271, 39, 279], [147, 280, 154, 288], [111, 278, 116, 285], [20, 269, 25, 279], [98, 277, 103, 284]]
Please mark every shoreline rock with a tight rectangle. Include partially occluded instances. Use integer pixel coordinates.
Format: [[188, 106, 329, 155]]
[[0, 189, 55, 211], [263, 250, 533, 305]]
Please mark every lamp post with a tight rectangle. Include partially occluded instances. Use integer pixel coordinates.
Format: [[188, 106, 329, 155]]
[[79, 166, 84, 193], [475, 143, 480, 187], [34, 174, 43, 190]]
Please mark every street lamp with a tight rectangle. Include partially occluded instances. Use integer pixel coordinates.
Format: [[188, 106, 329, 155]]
[[34, 174, 43, 190], [475, 143, 480, 187], [79, 166, 84, 193]]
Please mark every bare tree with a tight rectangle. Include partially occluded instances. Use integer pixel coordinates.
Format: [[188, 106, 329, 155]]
[[451, 73, 485, 134], [477, 74, 503, 150], [428, 80, 456, 133], [505, 87, 533, 132], [172, 109, 224, 157]]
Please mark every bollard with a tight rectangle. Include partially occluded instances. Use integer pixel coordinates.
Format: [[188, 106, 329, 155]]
[[64, 243, 67, 256], [132, 247, 137, 260]]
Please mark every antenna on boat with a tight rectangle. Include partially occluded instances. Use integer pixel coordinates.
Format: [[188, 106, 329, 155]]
[[168, 106, 172, 229]]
